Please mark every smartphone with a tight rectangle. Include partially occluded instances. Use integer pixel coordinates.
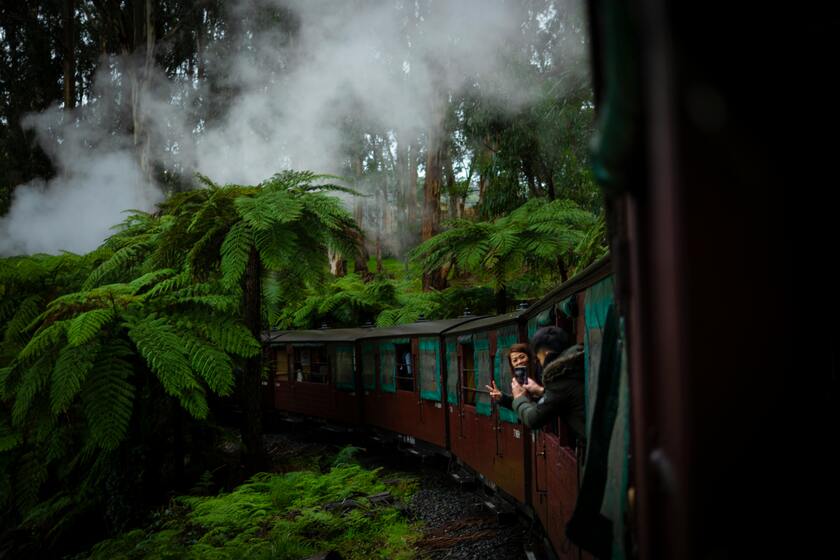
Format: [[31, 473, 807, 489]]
[[513, 366, 527, 385]]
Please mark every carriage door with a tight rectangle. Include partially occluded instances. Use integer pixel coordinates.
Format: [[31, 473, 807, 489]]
[[418, 336, 443, 427], [273, 345, 289, 408], [487, 331, 502, 457]]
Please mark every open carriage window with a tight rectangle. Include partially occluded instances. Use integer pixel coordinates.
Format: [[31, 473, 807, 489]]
[[275, 348, 289, 381], [395, 343, 414, 392], [460, 342, 476, 406], [292, 346, 330, 383]]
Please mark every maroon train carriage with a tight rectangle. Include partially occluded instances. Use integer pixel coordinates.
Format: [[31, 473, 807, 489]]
[[443, 309, 530, 504], [265, 328, 367, 426], [259, 256, 631, 560], [356, 317, 483, 450]]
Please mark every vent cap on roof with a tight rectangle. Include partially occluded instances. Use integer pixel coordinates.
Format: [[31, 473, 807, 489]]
[[416, 313, 428, 322], [462, 308, 472, 317], [319, 321, 329, 330], [517, 301, 529, 311]]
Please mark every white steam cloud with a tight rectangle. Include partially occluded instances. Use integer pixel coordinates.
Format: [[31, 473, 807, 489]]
[[0, 0, 589, 256]]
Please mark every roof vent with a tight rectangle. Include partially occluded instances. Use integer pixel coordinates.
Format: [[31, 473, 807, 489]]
[[363, 320, 374, 328], [319, 321, 329, 330], [517, 301, 529, 311], [416, 313, 428, 322], [462, 308, 472, 317]]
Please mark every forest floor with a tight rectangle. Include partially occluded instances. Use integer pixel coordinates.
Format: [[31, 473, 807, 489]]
[[76, 420, 530, 560]]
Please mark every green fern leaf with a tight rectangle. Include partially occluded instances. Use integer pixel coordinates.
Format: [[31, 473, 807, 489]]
[[177, 388, 209, 420], [220, 221, 253, 290], [3, 295, 43, 345], [0, 419, 21, 452], [127, 316, 200, 398], [11, 354, 55, 426], [128, 268, 178, 293], [82, 240, 152, 290], [82, 342, 135, 450], [66, 309, 115, 347], [17, 321, 68, 364], [198, 318, 261, 358], [50, 341, 100, 414], [182, 335, 235, 396]]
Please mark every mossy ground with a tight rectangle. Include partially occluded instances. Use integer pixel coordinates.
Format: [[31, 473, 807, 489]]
[[80, 447, 420, 560]]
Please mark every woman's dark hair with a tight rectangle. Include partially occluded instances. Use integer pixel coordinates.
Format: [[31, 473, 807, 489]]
[[531, 326, 570, 355], [507, 342, 532, 370]]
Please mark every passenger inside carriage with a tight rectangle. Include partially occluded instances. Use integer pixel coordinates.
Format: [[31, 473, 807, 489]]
[[512, 326, 586, 439], [395, 344, 414, 391], [486, 343, 543, 409]]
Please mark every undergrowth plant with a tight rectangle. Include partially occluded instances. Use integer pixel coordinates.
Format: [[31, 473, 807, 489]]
[[83, 451, 419, 560]]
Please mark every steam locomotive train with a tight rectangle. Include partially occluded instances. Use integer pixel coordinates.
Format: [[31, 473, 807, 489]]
[[262, 256, 630, 559]]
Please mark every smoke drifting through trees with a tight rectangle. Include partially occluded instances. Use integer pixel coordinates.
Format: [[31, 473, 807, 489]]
[[0, 0, 590, 258]]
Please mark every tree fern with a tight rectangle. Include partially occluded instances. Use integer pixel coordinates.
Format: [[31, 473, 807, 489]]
[[16, 321, 68, 365], [0, 418, 21, 452], [66, 309, 115, 347], [81, 341, 135, 450], [14, 450, 48, 513], [50, 341, 100, 414], [220, 221, 253, 290], [180, 333, 235, 396], [128, 268, 178, 294], [196, 317, 261, 358], [82, 239, 155, 290], [11, 354, 55, 426], [3, 295, 43, 346], [127, 316, 200, 402]]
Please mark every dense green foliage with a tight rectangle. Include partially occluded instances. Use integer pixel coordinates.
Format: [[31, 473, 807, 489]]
[[411, 199, 601, 297], [81, 458, 419, 560], [0, 171, 361, 556]]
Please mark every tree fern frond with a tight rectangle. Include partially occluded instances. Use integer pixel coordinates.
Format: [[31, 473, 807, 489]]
[[144, 269, 191, 298], [0, 418, 21, 452], [197, 318, 261, 358], [128, 268, 178, 294], [82, 343, 135, 450], [254, 225, 298, 270], [11, 354, 55, 426], [127, 316, 198, 398], [82, 239, 153, 290], [50, 341, 100, 414], [14, 450, 48, 513], [3, 295, 43, 345], [17, 321, 68, 364], [220, 221, 253, 290], [181, 335, 235, 396], [175, 294, 240, 313], [66, 309, 115, 347], [237, 190, 304, 229], [177, 388, 210, 420]]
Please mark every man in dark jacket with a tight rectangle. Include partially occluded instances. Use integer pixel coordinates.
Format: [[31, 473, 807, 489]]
[[511, 326, 586, 439]]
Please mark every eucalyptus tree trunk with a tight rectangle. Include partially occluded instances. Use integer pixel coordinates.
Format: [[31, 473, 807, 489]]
[[62, 0, 75, 110], [329, 250, 347, 276], [352, 153, 372, 279], [421, 129, 442, 243], [422, 104, 447, 291], [444, 150, 458, 219], [407, 141, 418, 226], [373, 137, 384, 274], [241, 247, 266, 471], [128, 0, 156, 182]]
